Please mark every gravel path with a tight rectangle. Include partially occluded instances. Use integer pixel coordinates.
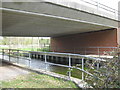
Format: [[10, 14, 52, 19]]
[[0, 61, 30, 81]]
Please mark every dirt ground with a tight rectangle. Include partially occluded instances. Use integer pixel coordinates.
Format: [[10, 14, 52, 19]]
[[0, 60, 30, 81]]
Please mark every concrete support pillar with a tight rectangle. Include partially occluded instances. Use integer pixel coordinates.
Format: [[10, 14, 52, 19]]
[[38, 55, 40, 59], [58, 57, 61, 64]]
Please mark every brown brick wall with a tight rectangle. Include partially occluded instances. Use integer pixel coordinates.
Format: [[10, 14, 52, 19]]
[[51, 28, 118, 54], [117, 28, 120, 46]]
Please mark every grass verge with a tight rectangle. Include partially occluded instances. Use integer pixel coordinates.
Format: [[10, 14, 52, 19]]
[[2, 73, 78, 88]]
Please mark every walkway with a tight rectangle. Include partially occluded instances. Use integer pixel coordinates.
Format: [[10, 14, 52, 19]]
[[0, 55, 69, 77], [0, 60, 30, 81]]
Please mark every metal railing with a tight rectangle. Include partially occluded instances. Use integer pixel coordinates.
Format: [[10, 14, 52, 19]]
[[47, 0, 119, 17], [51, 47, 119, 56], [1, 49, 31, 67], [0, 48, 107, 81], [80, 0, 119, 15]]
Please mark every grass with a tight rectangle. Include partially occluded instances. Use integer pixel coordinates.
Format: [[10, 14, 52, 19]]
[[18, 47, 50, 52], [49, 65, 93, 80], [0, 47, 50, 52], [1, 73, 78, 88]]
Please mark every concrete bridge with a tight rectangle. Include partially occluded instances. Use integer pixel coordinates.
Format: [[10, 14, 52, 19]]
[[1, 0, 120, 54]]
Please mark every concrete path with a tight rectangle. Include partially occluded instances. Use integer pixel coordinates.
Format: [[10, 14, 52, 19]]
[[0, 61, 30, 81]]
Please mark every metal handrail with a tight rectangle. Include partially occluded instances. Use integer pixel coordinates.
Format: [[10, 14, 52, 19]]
[[82, 0, 118, 11], [1, 48, 106, 81], [4, 48, 106, 61], [46, 62, 95, 77], [46, 0, 119, 16], [79, 0, 119, 15]]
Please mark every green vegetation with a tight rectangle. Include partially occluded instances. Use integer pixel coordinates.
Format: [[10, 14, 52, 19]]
[[0, 37, 51, 52], [0, 47, 50, 52], [18, 46, 50, 52], [0, 47, 9, 49], [37, 46, 50, 52], [0, 37, 50, 52], [86, 57, 120, 88], [2, 73, 78, 88], [50, 65, 92, 80], [0, 37, 50, 46]]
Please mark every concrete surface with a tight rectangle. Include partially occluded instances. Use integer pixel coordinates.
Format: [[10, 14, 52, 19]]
[[45, 0, 118, 21], [1, 1, 118, 37], [0, 61, 30, 81]]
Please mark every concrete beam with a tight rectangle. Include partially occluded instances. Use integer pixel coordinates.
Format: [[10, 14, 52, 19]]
[[2, 2, 118, 27], [1, 2, 118, 37], [45, 0, 119, 21]]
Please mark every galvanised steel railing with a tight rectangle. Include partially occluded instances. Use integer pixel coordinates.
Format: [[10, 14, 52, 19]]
[[0, 48, 107, 81], [51, 47, 119, 56], [46, 0, 120, 17], [80, 0, 119, 15]]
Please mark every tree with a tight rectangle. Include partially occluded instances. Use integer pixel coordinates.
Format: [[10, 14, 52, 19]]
[[2, 37, 9, 45]]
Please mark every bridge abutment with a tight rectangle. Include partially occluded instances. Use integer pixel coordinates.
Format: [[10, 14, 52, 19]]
[[51, 28, 119, 55]]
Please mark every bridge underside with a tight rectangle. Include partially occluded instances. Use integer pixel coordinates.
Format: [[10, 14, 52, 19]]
[[1, 2, 119, 55], [2, 9, 113, 37], [2, 9, 119, 55]]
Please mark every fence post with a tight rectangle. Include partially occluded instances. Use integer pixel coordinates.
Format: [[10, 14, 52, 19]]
[[115, 10, 117, 17], [2, 49, 4, 60], [82, 58, 84, 80], [97, 61, 100, 70], [45, 54, 47, 71], [98, 47, 100, 57], [17, 50, 19, 64], [118, 52, 120, 60], [28, 52, 31, 67], [97, 1, 99, 10], [97, 47, 100, 70], [9, 49, 10, 62], [68, 55, 71, 79]]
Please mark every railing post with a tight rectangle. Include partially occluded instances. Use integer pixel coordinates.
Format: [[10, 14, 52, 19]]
[[2, 49, 4, 60], [97, 1, 99, 10], [97, 61, 100, 70], [29, 52, 31, 67], [45, 54, 47, 71], [82, 58, 84, 80], [118, 52, 120, 60], [115, 10, 117, 17], [9, 49, 10, 62], [98, 47, 100, 57], [17, 50, 19, 64], [68, 55, 71, 79]]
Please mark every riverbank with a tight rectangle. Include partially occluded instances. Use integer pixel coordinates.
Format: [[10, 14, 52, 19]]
[[2, 72, 78, 88]]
